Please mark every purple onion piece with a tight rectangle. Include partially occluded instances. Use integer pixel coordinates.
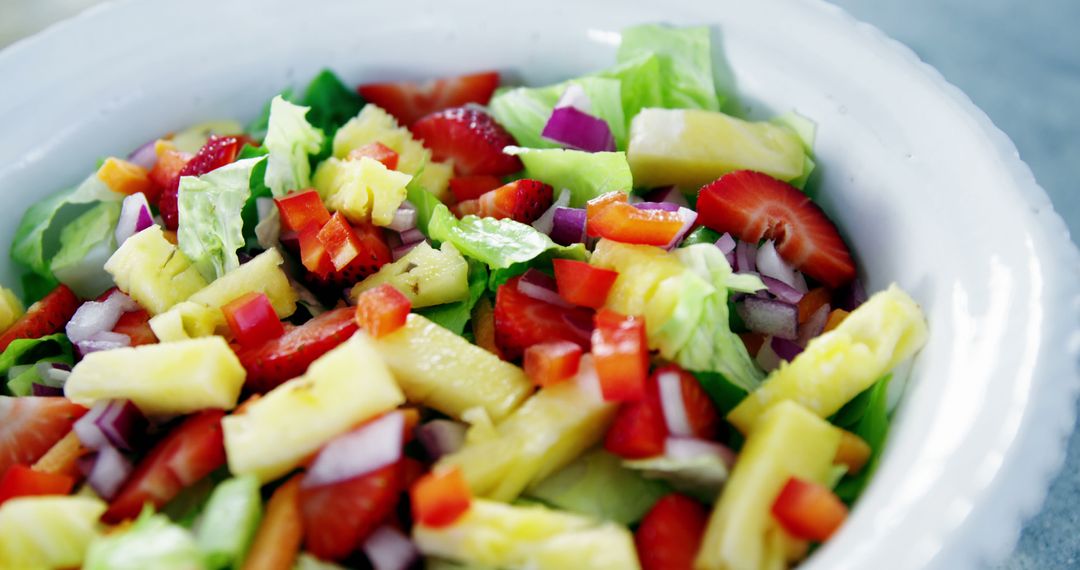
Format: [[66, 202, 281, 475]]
[[735, 241, 758, 273], [391, 240, 423, 261], [416, 420, 468, 462], [541, 106, 616, 153], [642, 186, 690, 208], [96, 400, 148, 452], [387, 206, 418, 233], [715, 233, 736, 254], [115, 192, 155, 246], [736, 297, 799, 340], [663, 208, 698, 250], [633, 201, 681, 212], [550, 207, 587, 246], [531, 189, 571, 235], [771, 336, 804, 362], [755, 337, 782, 372], [760, 275, 805, 304], [835, 278, 867, 311], [561, 309, 594, 340], [518, 269, 572, 308], [756, 240, 797, 287], [303, 412, 405, 489], [31, 383, 64, 397], [398, 228, 425, 246], [85, 445, 133, 501], [126, 139, 159, 170], [362, 525, 420, 570], [724, 250, 736, 268], [665, 437, 737, 470]]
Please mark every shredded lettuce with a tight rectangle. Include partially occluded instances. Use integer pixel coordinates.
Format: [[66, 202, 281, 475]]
[[489, 77, 627, 150], [84, 508, 205, 570], [49, 201, 121, 298], [616, 24, 722, 111], [503, 147, 632, 207], [416, 259, 489, 336], [426, 204, 585, 270], [177, 157, 265, 281], [263, 96, 325, 197]]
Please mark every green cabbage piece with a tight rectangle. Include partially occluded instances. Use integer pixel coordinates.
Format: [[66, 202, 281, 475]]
[[488, 76, 627, 150], [84, 508, 206, 570], [426, 204, 585, 270], [177, 157, 265, 281], [194, 475, 262, 570], [503, 147, 632, 207], [49, 201, 121, 298], [263, 96, 325, 197], [616, 24, 722, 111]]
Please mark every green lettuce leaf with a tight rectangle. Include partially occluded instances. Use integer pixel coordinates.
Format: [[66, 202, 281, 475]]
[[405, 176, 444, 236], [416, 259, 489, 336], [301, 69, 365, 160], [247, 88, 296, 140], [833, 375, 892, 504], [616, 24, 721, 111], [596, 53, 664, 127], [84, 508, 205, 570], [1, 334, 74, 396], [488, 76, 627, 150], [194, 475, 262, 570], [50, 201, 121, 299], [678, 226, 722, 248], [623, 452, 730, 503], [503, 146, 632, 207], [772, 111, 817, 192], [178, 157, 265, 281], [236, 144, 272, 249], [426, 204, 585, 270], [263, 96, 325, 197]]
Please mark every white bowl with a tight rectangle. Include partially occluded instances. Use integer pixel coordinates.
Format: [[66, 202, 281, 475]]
[[1, 0, 1077, 567]]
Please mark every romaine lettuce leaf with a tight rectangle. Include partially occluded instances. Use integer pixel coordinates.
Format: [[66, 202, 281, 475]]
[[263, 96, 325, 197], [84, 508, 204, 570], [49, 201, 121, 299], [178, 157, 265, 281], [503, 146, 632, 207], [301, 69, 366, 139], [236, 144, 272, 249], [426, 204, 585, 269], [616, 24, 721, 111], [488, 77, 627, 150]]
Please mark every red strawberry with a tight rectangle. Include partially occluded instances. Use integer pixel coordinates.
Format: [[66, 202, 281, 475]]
[[358, 71, 501, 126], [493, 276, 593, 360], [147, 148, 192, 205], [0, 397, 88, 477], [159, 135, 244, 230], [477, 179, 553, 224], [603, 397, 667, 459], [235, 307, 359, 393], [635, 494, 710, 570], [0, 285, 80, 352], [410, 107, 522, 177], [696, 171, 856, 287], [300, 462, 401, 561], [112, 309, 158, 346], [449, 175, 503, 202], [650, 365, 721, 440]]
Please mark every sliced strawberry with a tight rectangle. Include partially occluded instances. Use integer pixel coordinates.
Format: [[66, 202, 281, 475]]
[[104, 409, 226, 523], [112, 309, 158, 346], [0, 397, 88, 477], [0, 285, 80, 352], [159, 135, 244, 230], [477, 179, 553, 224], [147, 148, 192, 206], [493, 276, 593, 361], [635, 493, 710, 570], [603, 397, 667, 459], [449, 175, 503, 202], [358, 71, 501, 126], [651, 365, 721, 440], [235, 307, 359, 393], [410, 107, 522, 177], [300, 462, 401, 561], [696, 171, 856, 287]]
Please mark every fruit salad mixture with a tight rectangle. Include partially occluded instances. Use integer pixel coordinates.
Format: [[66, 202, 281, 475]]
[[0, 24, 927, 570]]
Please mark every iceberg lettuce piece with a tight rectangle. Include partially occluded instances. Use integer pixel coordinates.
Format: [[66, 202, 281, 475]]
[[84, 508, 205, 570], [488, 76, 627, 150], [616, 24, 721, 111], [426, 204, 585, 270], [771, 111, 818, 191], [503, 146, 632, 208], [49, 201, 121, 298], [263, 96, 325, 197], [623, 452, 729, 503]]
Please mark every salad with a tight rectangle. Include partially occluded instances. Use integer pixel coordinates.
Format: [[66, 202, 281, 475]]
[[0, 24, 927, 570]]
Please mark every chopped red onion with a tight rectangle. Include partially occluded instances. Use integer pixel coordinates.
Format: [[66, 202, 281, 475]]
[[724, 250, 736, 268], [76, 331, 132, 355], [657, 370, 693, 437], [736, 297, 799, 340], [392, 241, 423, 261], [662, 208, 698, 250], [387, 204, 418, 233], [735, 241, 758, 273], [555, 83, 592, 113], [114, 192, 155, 246], [634, 202, 681, 212], [416, 420, 468, 461], [31, 383, 64, 396], [760, 275, 804, 304], [715, 233, 736, 254], [303, 411, 405, 489], [665, 437, 737, 470], [541, 107, 616, 153], [256, 197, 276, 222], [791, 271, 809, 294], [642, 186, 690, 208], [755, 337, 782, 372], [835, 279, 867, 311], [550, 207, 587, 245], [771, 336, 804, 362], [74, 401, 111, 450], [362, 525, 420, 570], [756, 240, 797, 287], [126, 139, 159, 170], [531, 189, 571, 235], [67, 292, 138, 344], [398, 228, 426, 246], [82, 445, 133, 501], [518, 269, 573, 308], [797, 304, 831, 347], [74, 399, 146, 451]]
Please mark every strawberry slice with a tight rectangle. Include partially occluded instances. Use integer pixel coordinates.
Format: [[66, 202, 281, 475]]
[[300, 462, 401, 561], [0, 285, 80, 353], [159, 135, 244, 230], [0, 397, 88, 477], [651, 365, 721, 440], [410, 107, 522, 177], [235, 307, 359, 393], [493, 275, 593, 360], [476, 179, 553, 224], [147, 148, 192, 205], [635, 493, 710, 570], [696, 171, 856, 287], [358, 71, 500, 126]]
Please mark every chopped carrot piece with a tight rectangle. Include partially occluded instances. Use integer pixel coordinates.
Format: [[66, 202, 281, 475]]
[[31, 431, 89, 478], [823, 308, 849, 332], [243, 475, 303, 570]]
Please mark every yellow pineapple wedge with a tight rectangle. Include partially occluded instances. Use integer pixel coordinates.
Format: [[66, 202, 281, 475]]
[[727, 284, 928, 433], [589, 239, 689, 337], [147, 301, 220, 343], [351, 242, 469, 308], [186, 247, 298, 328], [627, 108, 806, 188], [104, 226, 208, 314], [696, 401, 841, 570], [0, 286, 23, 333], [223, 332, 404, 483], [313, 156, 412, 226], [64, 336, 245, 416], [0, 496, 106, 570], [437, 356, 617, 501], [373, 314, 531, 422], [413, 498, 640, 570]]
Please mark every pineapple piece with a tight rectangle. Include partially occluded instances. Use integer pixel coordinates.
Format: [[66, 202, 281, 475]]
[[373, 314, 531, 422], [590, 239, 689, 339], [186, 247, 298, 332], [351, 242, 469, 308], [696, 401, 840, 570], [0, 286, 23, 333], [0, 496, 106, 570], [413, 498, 640, 570], [171, 119, 244, 154], [104, 226, 209, 314], [727, 284, 928, 433], [627, 108, 805, 188], [417, 160, 454, 202], [312, 156, 412, 226], [437, 357, 616, 501], [64, 336, 245, 416], [147, 301, 220, 342], [223, 333, 404, 483]]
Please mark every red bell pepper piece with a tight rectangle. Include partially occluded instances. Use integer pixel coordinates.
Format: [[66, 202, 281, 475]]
[[222, 292, 285, 348], [771, 476, 848, 542], [552, 259, 618, 309], [591, 309, 649, 402], [354, 284, 411, 338]]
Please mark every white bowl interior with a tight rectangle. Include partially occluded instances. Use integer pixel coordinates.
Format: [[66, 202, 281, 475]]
[[0, 0, 1076, 568]]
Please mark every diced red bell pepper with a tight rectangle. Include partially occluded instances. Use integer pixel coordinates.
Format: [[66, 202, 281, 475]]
[[449, 175, 503, 202], [586, 192, 685, 246], [112, 309, 158, 346], [603, 397, 667, 459], [354, 284, 411, 338], [298, 224, 335, 278], [347, 142, 400, 170], [410, 466, 471, 528], [771, 477, 848, 542], [275, 189, 331, 233], [0, 464, 75, 505], [222, 292, 285, 348], [552, 259, 618, 309], [523, 341, 583, 387], [591, 309, 649, 402], [317, 213, 364, 272]]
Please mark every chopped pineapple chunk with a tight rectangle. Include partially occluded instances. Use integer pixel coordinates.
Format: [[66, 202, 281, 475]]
[[148, 301, 220, 342], [186, 247, 298, 331], [0, 286, 23, 333], [727, 284, 928, 433], [437, 357, 616, 501], [696, 401, 840, 570], [413, 499, 640, 570], [0, 496, 106, 570], [351, 242, 469, 308], [64, 336, 245, 416], [312, 156, 412, 226], [104, 226, 208, 314], [590, 239, 686, 319], [223, 333, 404, 483], [373, 314, 531, 422]]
